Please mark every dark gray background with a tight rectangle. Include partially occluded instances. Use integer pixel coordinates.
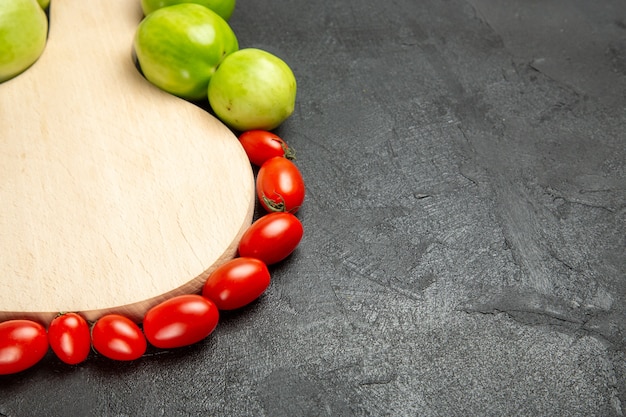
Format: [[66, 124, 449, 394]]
[[1, 0, 625, 415]]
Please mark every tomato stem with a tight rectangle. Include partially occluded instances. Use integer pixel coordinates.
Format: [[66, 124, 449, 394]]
[[262, 195, 285, 212], [280, 142, 296, 160]]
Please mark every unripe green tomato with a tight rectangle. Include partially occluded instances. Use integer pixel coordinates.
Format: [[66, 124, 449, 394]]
[[141, 0, 236, 21], [0, 0, 48, 83], [208, 48, 297, 131], [134, 3, 238, 101]]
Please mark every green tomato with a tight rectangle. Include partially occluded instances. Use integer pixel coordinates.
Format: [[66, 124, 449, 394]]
[[0, 0, 48, 83], [141, 0, 236, 21], [134, 3, 238, 101], [208, 48, 297, 131]]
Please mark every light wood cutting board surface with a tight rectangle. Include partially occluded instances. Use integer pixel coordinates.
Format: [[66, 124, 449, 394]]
[[0, 0, 255, 323]]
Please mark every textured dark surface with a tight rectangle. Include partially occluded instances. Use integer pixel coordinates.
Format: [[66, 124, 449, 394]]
[[1, 0, 625, 416]]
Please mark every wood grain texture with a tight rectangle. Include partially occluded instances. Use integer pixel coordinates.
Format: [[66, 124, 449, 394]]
[[0, 0, 254, 322]]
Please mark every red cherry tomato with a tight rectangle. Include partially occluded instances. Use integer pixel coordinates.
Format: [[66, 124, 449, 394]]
[[143, 295, 219, 349], [203, 257, 271, 310], [257, 156, 305, 213], [91, 314, 146, 361], [238, 212, 303, 265], [0, 320, 48, 375], [48, 313, 90, 365], [239, 130, 295, 166]]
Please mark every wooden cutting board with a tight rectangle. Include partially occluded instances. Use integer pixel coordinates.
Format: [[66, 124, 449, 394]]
[[0, 0, 255, 323]]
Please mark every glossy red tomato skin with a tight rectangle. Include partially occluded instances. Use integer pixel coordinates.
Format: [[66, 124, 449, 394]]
[[48, 313, 91, 365], [143, 295, 219, 349], [238, 212, 304, 265], [203, 257, 271, 310], [257, 156, 305, 213], [91, 314, 147, 361], [239, 130, 295, 166], [0, 320, 48, 375]]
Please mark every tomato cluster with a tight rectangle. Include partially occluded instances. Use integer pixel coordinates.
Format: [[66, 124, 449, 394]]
[[0, 130, 304, 375]]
